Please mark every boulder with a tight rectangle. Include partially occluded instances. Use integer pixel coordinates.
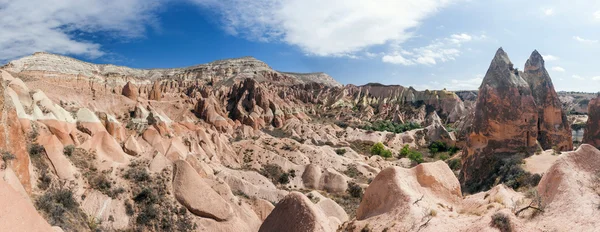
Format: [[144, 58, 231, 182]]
[[258, 192, 336, 232], [172, 160, 233, 221], [302, 164, 322, 189], [121, 82, 138, 100], [123, 135, 143, 156]]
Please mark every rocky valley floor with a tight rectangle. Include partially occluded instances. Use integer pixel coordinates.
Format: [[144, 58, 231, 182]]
[[0, 50, 599, 232]]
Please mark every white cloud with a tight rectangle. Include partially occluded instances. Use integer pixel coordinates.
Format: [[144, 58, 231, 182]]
[[543, 8, 555, 16], [572, 75, 586, 80], [0, 0, 161, 61], [382, 33, 483, 66], [573, 36, 599, 43], [594, 10, 600, 19], [542, 55, 559, 61], [449, 33, 472, 43], [592, 76, 600, 81], [551, 66, 566, 72], [382, 54, 415, 65], [190, 0, 459, 56]]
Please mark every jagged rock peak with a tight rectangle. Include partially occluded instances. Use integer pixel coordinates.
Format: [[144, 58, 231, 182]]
[[525, 50, 545, 71], [481, 47, 528, 89]]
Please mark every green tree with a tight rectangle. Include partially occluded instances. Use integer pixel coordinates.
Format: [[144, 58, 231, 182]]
[[408, 151, 424, 164], [370, 142, 385, 156], [400, 145, 410, 157], [380, 149, 393, 158]]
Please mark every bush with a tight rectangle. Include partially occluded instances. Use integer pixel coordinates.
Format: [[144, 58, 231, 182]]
[[335, 148, 347, 155], [399, 145, 410, 157], [28, 143, 45, 158], [63, 145, 75, 156], [380, 149, 393, 158], [447, 159, 462, 171], [260, 164, 296, 185], [490, 212, 512, 232], [1, 151, 16, 169], [362, 121, 422, 134], [344, 164, 361, 178], [348, 182, 363, 198], [439, 153, 449, 161], [35, 187, 88, 231], [497, 158, 541, 190], [407, 151, 424, 164], [370, 142, 385, 156], [428, 141, 460, 156]]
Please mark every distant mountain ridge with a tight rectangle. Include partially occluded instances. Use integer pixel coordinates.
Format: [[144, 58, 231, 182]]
[[1, 52, 342, 87]]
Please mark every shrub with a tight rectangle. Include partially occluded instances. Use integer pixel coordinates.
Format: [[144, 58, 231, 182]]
[[380, 149, 393, 158], [439, 153, 449, 161], [447, 159, 462, 171], [348, 182, 363, 198], [362, 121, 421, 133], [490, 212, 512, 232], [123, 162, 151, 182], [399, 145, 410, 157], [408, 151, 424, 164], [1, 151, 16, 169], [35, 187, 88, 231], [344, 164, 361, 178], [260, 164, 296, 185], [63, 145, 75, 156], [335, 148, 347, 155], [28, 143, 45, 158], [370, 142, 385, 156]]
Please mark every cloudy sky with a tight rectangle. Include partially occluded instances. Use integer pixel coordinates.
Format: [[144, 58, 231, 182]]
[[2, 0, 600, 91]]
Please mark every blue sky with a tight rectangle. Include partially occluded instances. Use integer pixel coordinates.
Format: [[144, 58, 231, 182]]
[[2, 0, 600, 91]]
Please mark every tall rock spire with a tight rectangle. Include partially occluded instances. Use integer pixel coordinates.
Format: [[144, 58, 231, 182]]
[[523, 50, 573, 151], [460, 48, 538, 193]]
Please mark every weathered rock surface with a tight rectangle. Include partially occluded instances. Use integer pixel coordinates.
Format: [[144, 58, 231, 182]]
[[460, 48, 539, 193], [148, 81, 162, 101], [583, 96, 600, 148], [258, 192, 336, 232], [172, 160, 233, 221], [0, 72, 31, 192], [535, 144, 600, 231], [121, 81, 138, 100], [0, 179, 53, 232], [523, 50, 572, 151]]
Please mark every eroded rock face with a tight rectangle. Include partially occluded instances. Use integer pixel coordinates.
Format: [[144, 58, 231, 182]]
[[148, 81, 162, 101], [583, 97, 600, 148], [121, 81, 138, 100], [460, 48, 539, 193], [523, 50, 572, 151], [172, 160, 233, 221], [258, 192, 336, 232], [0, 75, 31, 192], [0, 179, 54, 232]]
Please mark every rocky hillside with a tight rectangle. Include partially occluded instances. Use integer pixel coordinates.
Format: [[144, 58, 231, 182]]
[[2, 52, 342, 87], [0, 50, 599, 232]]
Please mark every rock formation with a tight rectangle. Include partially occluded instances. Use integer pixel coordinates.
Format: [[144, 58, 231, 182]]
[[583, 96, 600, 147], [258, 192, 337, 232], [148, 81, 162, 101], [460, 48, 539, 193], [523, 50, 572, 151], [0, 50, 596, 232], [121, 81, 138, 100]]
